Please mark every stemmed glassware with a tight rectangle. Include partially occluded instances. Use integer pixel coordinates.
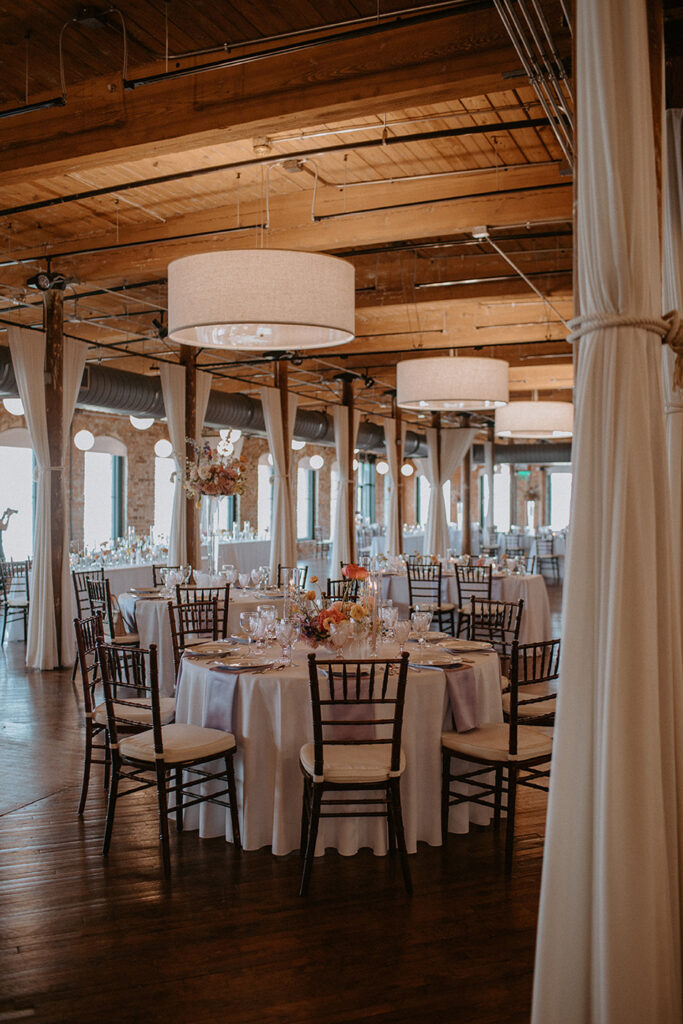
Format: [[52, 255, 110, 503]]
[[410, 610, 432, 645], [238, 572, 250, 589], [275, 618, 298, 666], [393, 620, 411, 654]]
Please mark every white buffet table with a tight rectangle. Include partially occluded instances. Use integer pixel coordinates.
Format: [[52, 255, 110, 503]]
[[175, 641, 503, 856], [381, 571, 552, 645], [118, 586, 285, 695]]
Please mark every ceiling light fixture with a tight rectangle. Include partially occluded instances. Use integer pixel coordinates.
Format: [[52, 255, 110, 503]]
[[2, 397, 24, 416], [74, 429, 95, 451], [495, 401, 573, 439], [396, 356, 509, 412], [400, 463, 414, 477], [309, 454, 324, 470], [168, 250, 355, 351], [154, 439, 173, 458], [129, 415, 154, 430], [376, 460, 389, 475]]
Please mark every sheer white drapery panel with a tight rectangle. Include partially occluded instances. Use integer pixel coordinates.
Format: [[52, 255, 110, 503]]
[[193, 370, 212, 563], [421, 427, 475, 556], [332, 406, 360, 570], [260, 386, 298, 578], [484, 441, 495, 542], [532, 5, 683, 1023], [383, 418, 400, 556], [60, 338, 88, 664], [160, 364, 187, 567], [663, 109, 683, 633]]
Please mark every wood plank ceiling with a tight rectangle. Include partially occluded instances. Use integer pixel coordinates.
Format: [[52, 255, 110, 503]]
[[0, 0, 577, 431]]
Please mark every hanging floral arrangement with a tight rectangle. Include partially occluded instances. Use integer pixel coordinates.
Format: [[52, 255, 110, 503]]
[[184, 438, 246, 507]]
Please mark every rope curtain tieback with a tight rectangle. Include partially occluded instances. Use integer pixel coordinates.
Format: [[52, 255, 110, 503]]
[[33, 465, 65, 481], [568, 310, 683, 389]]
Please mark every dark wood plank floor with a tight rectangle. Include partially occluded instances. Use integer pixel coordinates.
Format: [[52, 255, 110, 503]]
[[0, 584, 562, 1024]]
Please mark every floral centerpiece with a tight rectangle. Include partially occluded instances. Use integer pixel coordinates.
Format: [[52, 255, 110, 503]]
[[184, 438, 246, 507], [291, 566, 370, 646]]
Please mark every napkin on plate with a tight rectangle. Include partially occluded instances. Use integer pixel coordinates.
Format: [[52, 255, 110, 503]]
[[444, 665, 478, 732]]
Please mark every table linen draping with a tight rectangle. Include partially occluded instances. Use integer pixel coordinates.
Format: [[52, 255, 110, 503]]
[[663, 108, 683, 636], [175, 643, 503, 855], [8, 327, 86, 669], [532, 4, 683, 1021], [159, 363, 187, 567], [260, 386, 298, 580]]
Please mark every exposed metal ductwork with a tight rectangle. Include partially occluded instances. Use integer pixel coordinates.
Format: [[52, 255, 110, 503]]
[[0, 347, 571, 463]]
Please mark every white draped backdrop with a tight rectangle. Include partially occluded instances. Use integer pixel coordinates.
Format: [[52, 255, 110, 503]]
[[260, 386, 298, 579], [8, 326, 86, 670], [532, 3, 683, 1022], [382, 417, 400, 556], [419, 427, 475, 556], [160, 363, 187, 567], [332, 405, 360, 571]]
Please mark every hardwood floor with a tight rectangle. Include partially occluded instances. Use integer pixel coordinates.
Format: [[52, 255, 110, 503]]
[[0, 622, 555, 1024]]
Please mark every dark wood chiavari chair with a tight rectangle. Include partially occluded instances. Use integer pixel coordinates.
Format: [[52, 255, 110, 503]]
[[152, 564, 181, 587], [277, 564, 308, 589], [174, 583, 230, 638], [86, 577, 139, 647], [97, 641, 240, 876], [299, 651, 411, 896], [535, 536, 561, 582], [454, 564, 493, 637], [468, 597, 524, 676], [441, 638, 553, 873], [406, 561, 456, 635], [501, 637, 560, 727], [326, 577, 360, 602], [1, 557, 30, 644], [71, 567, 105, 679], [168, 598, 220, 676], [504, 534, 526, 559]]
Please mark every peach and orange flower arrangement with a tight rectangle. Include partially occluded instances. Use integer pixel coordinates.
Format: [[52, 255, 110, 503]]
[[293, 565, 369, 645]]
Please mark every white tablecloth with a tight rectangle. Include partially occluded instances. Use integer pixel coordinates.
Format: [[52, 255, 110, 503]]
[[370, 529, 426, 558], [104, 564, 156, 596], [381, 572, 552, 645], [201, 538, 271, 575], [118, 588, 285, 696], [175, 642, 503, 856]]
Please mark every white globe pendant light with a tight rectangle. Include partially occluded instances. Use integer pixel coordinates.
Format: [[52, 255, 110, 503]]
[[168, 249, 356, 351], [396, 356, 509, 412], [495, 401, 573, 439]]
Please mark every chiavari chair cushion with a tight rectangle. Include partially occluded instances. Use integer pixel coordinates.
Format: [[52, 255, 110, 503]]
[[93, 696, 175, 728], [299, 743, 407, 784], [441, 724, 553, 763], [409, 600, 455, 612], [118, 722, 236, 764], [501, 692, 557, 719]]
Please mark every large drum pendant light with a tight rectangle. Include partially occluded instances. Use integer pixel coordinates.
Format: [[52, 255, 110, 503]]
[[495, 400, 574, 439], [168, 249, 355, 350], [396, 356, 509, 411]]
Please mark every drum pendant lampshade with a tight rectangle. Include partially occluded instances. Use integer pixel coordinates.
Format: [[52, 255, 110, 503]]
[[168, 249, 355, 350], [396, 356, 509, 411], [495, 400, 574, 439]]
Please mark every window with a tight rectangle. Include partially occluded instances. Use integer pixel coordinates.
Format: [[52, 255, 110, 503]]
[[356, 460, 376, 522], [549, 467, 572, 530], [0, 429, 33, 560], [330, 461, 339, 531], [154, 456, 175, 540], [257, 455, 273, 537], [83, 436, 127, 549], [481, 464, 511, 533], [297, 459, 315, 539], [416, 474, 430, 527]]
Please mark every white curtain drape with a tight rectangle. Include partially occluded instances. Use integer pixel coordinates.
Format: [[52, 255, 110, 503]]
[[532, 4, 683, 1022], [194, 371, 212, 565], [383, 418, 400, 555], [483, 440, 495, 543], [663, 109, 683, 633], [422, 427, 475, 556], [260, 386, 298, 579], [332, 405, 360, 571], [8, 327, 86, 669], [160, 364, 187, 567]]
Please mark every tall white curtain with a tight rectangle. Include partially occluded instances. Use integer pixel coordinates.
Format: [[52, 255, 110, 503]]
[[160, 364, 187, 567], [483, 441, 495, 543], [8, 327, 86, 669], [332, 406, 359, 571], [383, 418, 400, 555], [532, 3, 683, 1022], [663, 109, 683, 633], [194, 371, 212, 565], [260, 386, 298, 578], [422, 427, 475, 556]]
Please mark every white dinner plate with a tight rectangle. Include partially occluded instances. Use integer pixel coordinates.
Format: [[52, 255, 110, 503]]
[[437, 638, 493, 652], [129, 586, 161, 596], [408, 630, 451, 643], [210, 654, 276, 670], [408, 648, 463, 668], [185, 641, 239, 657]]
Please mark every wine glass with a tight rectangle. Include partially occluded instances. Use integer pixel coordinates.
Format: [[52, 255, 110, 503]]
[[275, 618, 298, 666], [180, 563, 192, 584], [238, 572, 250, 589], [411, 610, 432, 646], [379, 604, 399, 637], [393, 619, 411, 654], [329, 620, 352, 656], [240, 610, 256, 643], [249, 613, 266, 651]]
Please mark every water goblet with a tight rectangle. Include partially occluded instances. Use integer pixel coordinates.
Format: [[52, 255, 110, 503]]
[[249, 613, 266, 651], [411, 609, 432, 645], [240, 610, 255, 644], [393, 619, 411, 654], [275, 618, 298, 666], [238, 572, 250, 589]]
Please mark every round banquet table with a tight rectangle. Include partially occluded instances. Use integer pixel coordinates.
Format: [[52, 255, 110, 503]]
[[175, 641, 503, 857], [380, 571, 552, 645], [118, 587, 285, 696]]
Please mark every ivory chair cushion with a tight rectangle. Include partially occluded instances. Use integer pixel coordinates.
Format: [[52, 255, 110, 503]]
[[409, 602, 455, 612], [94, 696, 175, 728], [119, 722, 235, 764], [502, 692, 557, 718], [299, 743, 406, 784], [441, 723, 553, 763], [107, 631, 140, 645]]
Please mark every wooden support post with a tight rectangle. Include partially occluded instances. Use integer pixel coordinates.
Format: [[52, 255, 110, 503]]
[[342, 376, 356, 563], [274, 360, 291, 480], [180, 345, 198, 567], [44, 287, 65, 664], [393, 397, 404, 555]]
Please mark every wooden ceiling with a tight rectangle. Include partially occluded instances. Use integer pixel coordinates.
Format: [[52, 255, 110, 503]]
[[0, 0, 582, 429]]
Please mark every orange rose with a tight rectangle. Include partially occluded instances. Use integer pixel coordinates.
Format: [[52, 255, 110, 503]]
[[341, 563, 369, 581], [304, 589, 317, 601], [310, 575, 319, 584]]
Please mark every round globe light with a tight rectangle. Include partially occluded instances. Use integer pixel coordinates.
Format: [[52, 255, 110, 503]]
[[74, 429, 95, 451], [376, 460, 389, 475], [291, 439, 306, 451], [352, 458, 359, 471], [154, 439, 173, 458], [219, 429, 230, 440], [309, 454, 324, 470], [2, 397, 24, 416], [129, 415, 154, 430], [400, 463, 414, 477]]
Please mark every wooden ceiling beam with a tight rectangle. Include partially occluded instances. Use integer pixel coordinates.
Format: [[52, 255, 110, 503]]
[[0, 7, 568, 187]]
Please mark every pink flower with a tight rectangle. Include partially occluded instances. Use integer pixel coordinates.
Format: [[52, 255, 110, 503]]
[[342, 563, 368, 581]]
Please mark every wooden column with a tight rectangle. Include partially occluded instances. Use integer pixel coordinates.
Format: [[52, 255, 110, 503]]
[[341, 376, 356, 563], [392, 396, 404, 555], [274, 360, 291, 480], [180, 346, 198, 567], [44, 287, 65, 664]]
